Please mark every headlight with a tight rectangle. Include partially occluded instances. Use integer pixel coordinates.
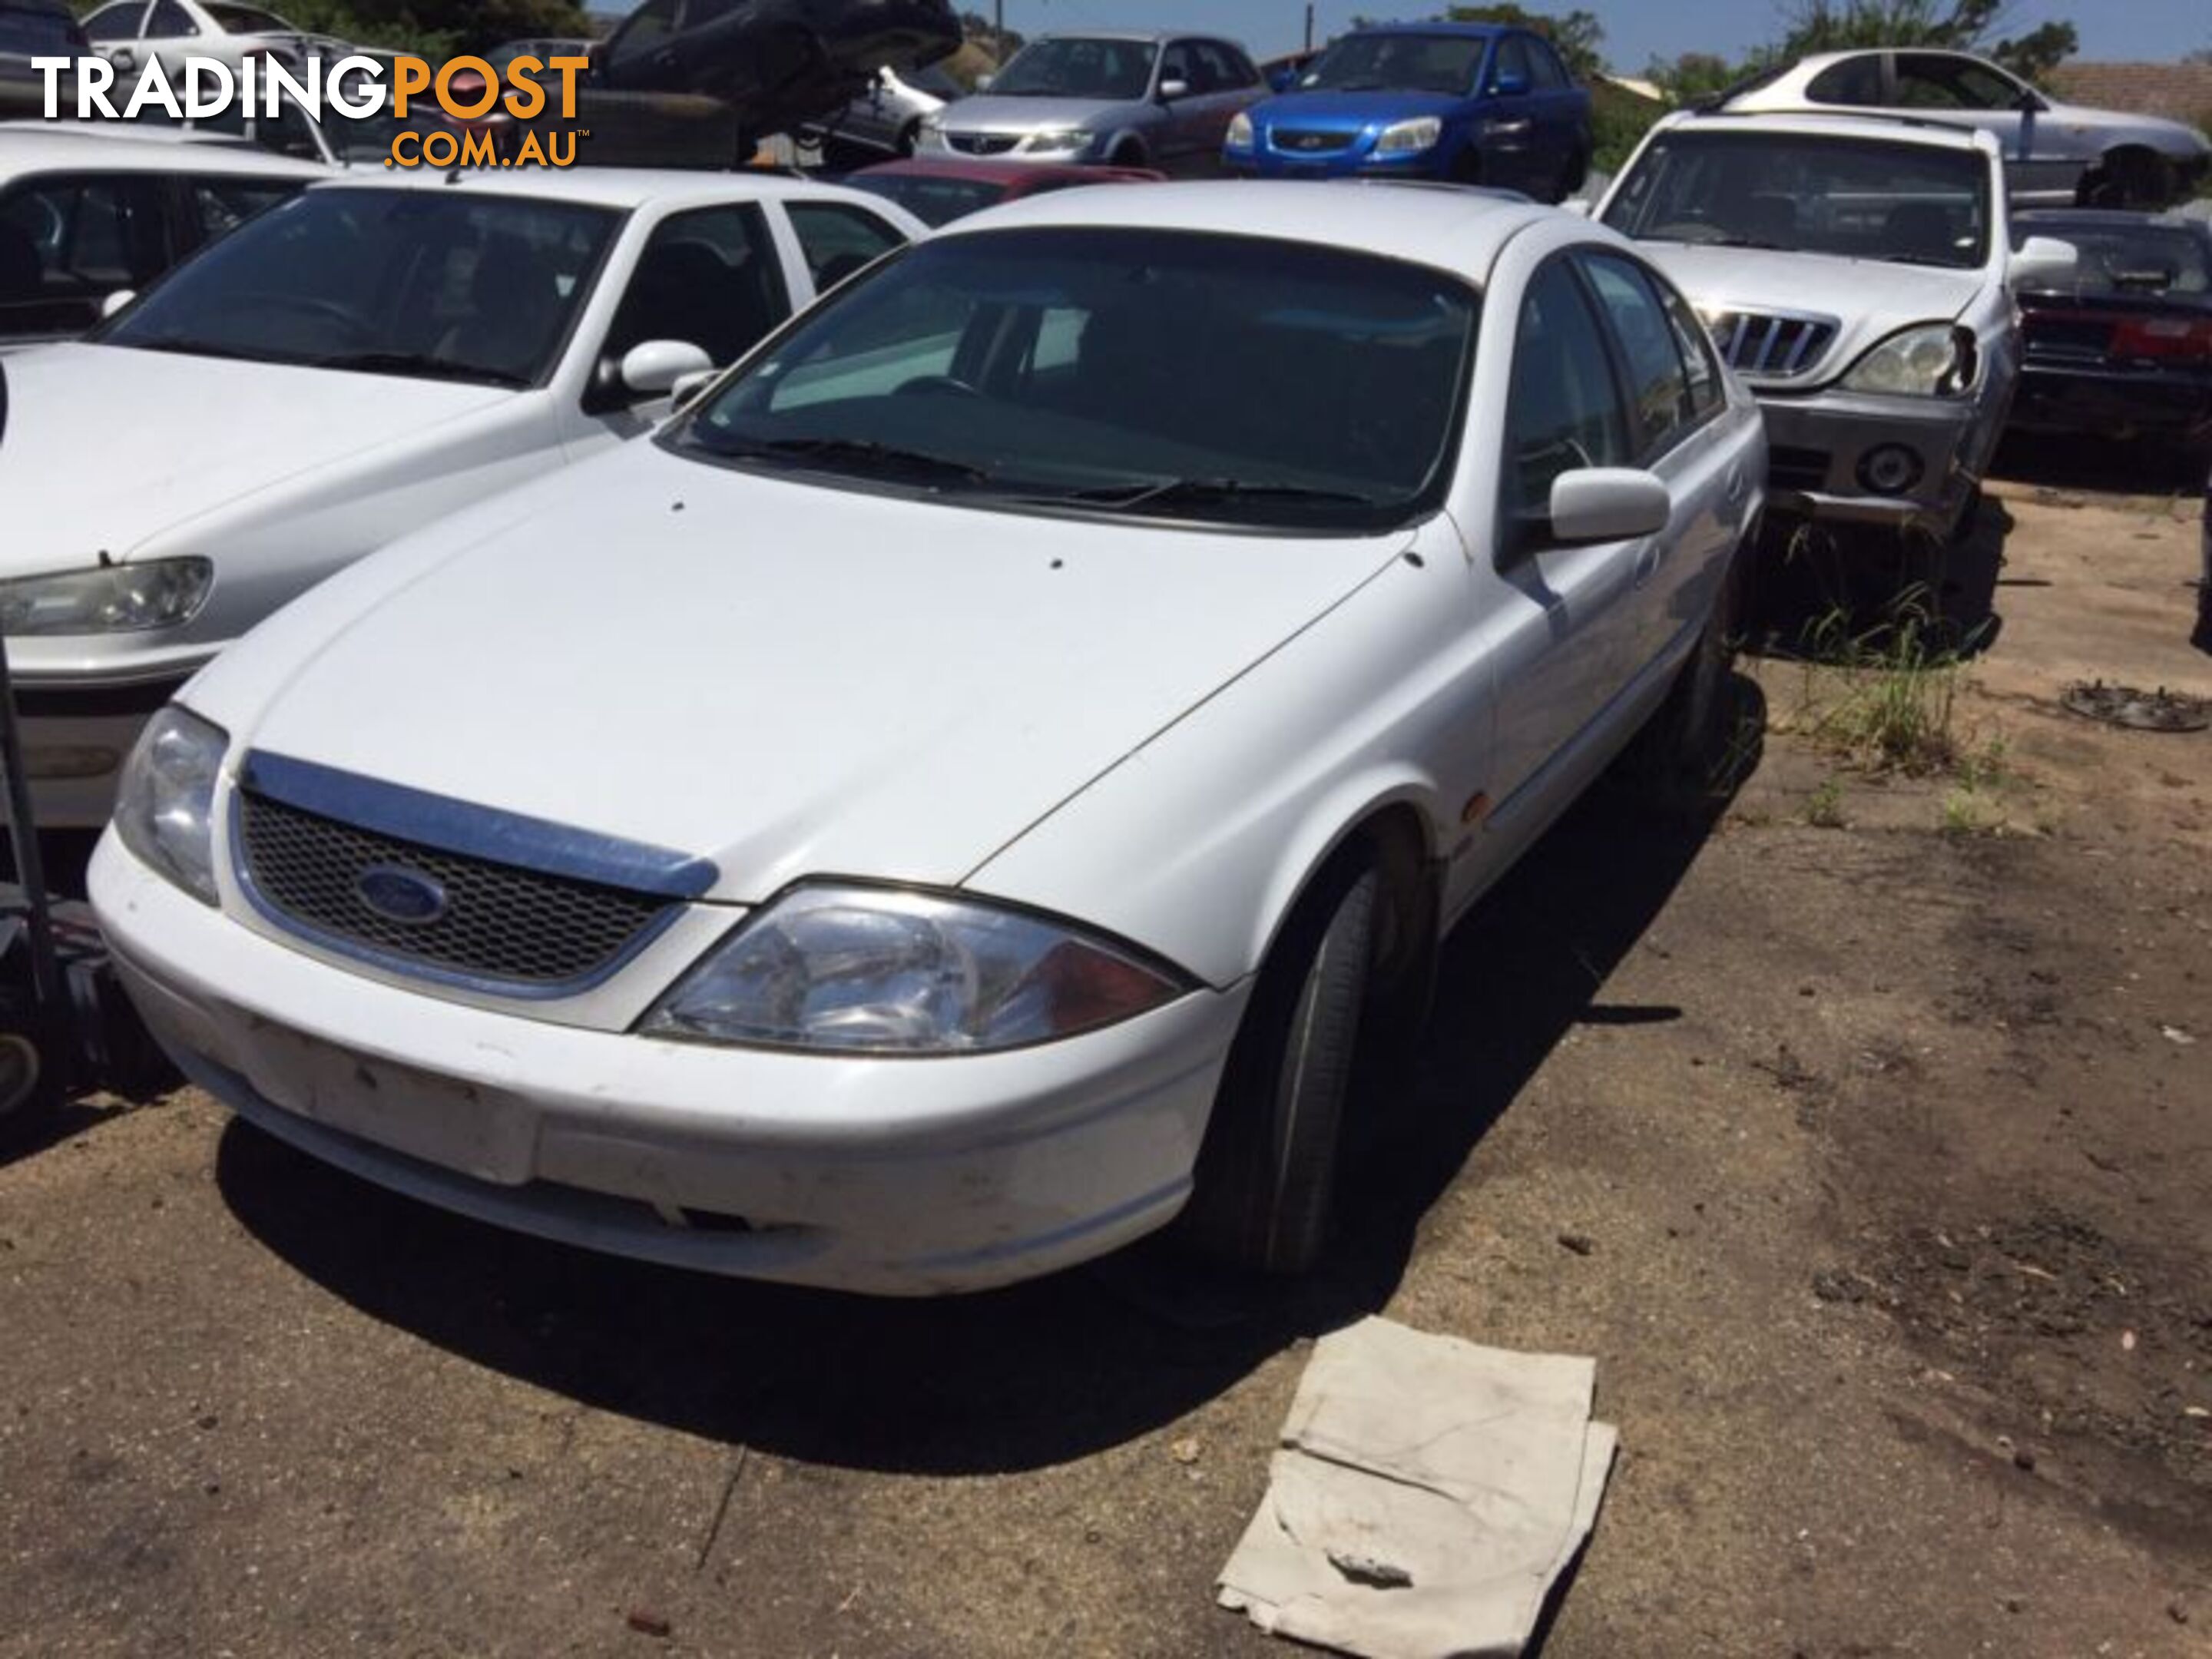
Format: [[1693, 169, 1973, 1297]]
[[1841, 324, 1975, 396], [1227, 111, 1253, 149], [1374, 116, 1442, 157], [1023, 128, 1091, 154], [114, 704, 227, 906], [0, 557, 213, 636], [639, 884, 1190, 1055]]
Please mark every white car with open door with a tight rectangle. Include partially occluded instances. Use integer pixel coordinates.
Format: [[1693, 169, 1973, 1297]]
[[1, 165, 922, 826], [91, 181, 1764, 1294]]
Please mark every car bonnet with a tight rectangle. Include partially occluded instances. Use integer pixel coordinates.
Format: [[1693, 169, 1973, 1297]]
[[210, 444, 1413, 907]]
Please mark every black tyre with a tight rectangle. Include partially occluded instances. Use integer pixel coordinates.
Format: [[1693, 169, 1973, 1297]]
[[2083, 149, 2172, 210], [0, 1022, 58, 1158], [1553, 147, 1589, 204], [1182, 856, 1379, 1274], [1108, 139, 1147, 168]]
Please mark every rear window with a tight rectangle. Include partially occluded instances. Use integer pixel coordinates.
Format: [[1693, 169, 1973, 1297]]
[[2013, 219, 2210, 295]]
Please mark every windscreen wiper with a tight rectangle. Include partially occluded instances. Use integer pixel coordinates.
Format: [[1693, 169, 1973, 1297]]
[[314, 351, 532, 387], [1025, 475, 1383, 514], [704, 434, 994, 485]]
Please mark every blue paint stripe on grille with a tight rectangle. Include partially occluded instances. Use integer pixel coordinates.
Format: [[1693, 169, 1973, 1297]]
[[240, 751, 719, 901]]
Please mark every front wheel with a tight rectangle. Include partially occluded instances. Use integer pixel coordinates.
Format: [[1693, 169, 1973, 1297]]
[[1181, 857, 1379, 1274]]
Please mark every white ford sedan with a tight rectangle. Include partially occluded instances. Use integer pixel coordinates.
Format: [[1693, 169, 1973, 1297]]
[[92, 182, 1766, 1294], [2, 164, 922, 824]]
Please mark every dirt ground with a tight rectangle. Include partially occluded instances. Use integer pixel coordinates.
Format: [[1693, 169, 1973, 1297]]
[[2, 456, 2208, 1659]]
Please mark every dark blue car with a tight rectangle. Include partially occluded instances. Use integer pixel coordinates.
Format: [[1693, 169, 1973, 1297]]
[[1224, 22, 1591, 201]]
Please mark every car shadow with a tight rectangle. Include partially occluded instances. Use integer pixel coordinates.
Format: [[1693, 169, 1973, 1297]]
[[212, 688, 1757, 1478], [1741, 498, 2010, 663]]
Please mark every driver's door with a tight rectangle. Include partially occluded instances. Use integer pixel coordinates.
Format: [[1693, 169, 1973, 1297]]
[[1466, 254, 1647, 902]]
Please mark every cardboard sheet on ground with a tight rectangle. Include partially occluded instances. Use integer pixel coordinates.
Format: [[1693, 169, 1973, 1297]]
[[1219, 1316, 1617, 1659]]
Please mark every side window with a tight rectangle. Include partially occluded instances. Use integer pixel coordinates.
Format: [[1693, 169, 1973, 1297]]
[[1581, 253, 1693, 457], [1527, 39, 1569, 89], [1893, 55, 2005, 110], [190, 176, 303, 243], [1488, 36, 1534, 92], [1502, 260, 1631, 528], [147, 0, 198, 36], [1190, 42, 1237, 94], [1159, 41, 1195, 91], [0, 174, 169, 336], [1806, 54, 1883, 106], [1219, 44, 1262, 88], [601, 203, 790, 382], [786, 200, 906, 293], [81, 1, 150, 41], [611, 0, 680, 56], [1647, 269, 1724, 421]]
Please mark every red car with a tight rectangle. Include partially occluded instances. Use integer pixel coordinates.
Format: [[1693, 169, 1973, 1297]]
[[845, 156, 1164, 227]]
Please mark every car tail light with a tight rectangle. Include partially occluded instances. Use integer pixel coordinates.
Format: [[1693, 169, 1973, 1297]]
[[2111, 316, 2212, 361]]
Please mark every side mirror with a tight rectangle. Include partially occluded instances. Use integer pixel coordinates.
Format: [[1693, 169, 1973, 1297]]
[[1157, 78, 1190, 102], [1267, 67, 1296, 93], [617, 338, 714, 397], [974, 72, 994, 92], [1546, 468, 1671, 545], [100, 288, 137, 320], [1491, 71, 1530, 98], [2008, 233, 2078, 290], [670, 367, 719, 412]]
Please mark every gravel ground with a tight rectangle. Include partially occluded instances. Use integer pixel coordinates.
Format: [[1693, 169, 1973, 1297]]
[[3, 469, 2207, 1659]]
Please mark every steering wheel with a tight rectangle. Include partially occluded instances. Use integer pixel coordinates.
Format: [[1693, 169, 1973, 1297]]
[[213, 292, 376, 348], [892, 374, 982, 399]]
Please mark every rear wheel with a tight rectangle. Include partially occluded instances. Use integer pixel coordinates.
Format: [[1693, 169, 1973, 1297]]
[[1181, 856, 1379, 1274]]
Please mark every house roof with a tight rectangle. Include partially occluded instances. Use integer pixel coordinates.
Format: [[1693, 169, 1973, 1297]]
[[2051, 61, 2212, 127]]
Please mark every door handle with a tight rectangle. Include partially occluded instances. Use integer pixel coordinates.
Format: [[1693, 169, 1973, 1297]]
[[1725, 465, 1746, 505], [1488, 118, 1532, 136], [1634, 542, 1662, 587]]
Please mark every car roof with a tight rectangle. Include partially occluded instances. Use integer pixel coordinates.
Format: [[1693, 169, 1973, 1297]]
[[306, 164, 896, 212], [0, 126, 329, 177], [1346, 21, 1506, 38], [932, 178, 1566, 280], [1656, 109, 1997, 154]]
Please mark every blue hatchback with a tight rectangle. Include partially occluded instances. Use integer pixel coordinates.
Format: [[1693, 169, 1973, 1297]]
[[1224, 22, 1591, 201]]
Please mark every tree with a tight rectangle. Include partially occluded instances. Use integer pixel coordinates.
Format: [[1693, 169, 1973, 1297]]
[[1432, 6, 1606, 81]]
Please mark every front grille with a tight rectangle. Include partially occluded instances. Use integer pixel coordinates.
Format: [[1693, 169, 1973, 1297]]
[[948, 131, 1022, 156], [238, 790, 673, 990], [1704, 309, 1838, 379], [1272, 127, 1355, 154], [1768, 445, 1832, 491]]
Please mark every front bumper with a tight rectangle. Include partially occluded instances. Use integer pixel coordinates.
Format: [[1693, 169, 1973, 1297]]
[[91, 835, 1249, 1295], [2009, 363, 2212, 444], [1753, 386, 1991, 536]]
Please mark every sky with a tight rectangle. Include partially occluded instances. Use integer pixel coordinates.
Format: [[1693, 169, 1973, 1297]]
[[963, 2, 2210, 72]]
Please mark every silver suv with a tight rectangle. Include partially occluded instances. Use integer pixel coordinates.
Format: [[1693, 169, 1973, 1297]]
[[1598, 111, 2077, 539], [919, 31, 1265, 171]]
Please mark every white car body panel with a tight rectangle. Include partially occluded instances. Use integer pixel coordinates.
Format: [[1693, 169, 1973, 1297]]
[[92, 182, 1767, 1292], [4, 164, 926, 823]]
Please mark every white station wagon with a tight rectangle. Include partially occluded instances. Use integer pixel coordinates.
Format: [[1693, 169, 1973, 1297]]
[[92, 182, 1766, 1293], [2, 164, 922, 824]]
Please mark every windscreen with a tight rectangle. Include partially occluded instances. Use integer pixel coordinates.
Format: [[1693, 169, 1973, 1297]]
[[678, 226, 1478, 533], [99, 187, 618, 387], [1604, 131, 1992, 270], [990, 38, 1157, 101], [1300, 33, 1487, 96], [2014, 218, 2209, 295]]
